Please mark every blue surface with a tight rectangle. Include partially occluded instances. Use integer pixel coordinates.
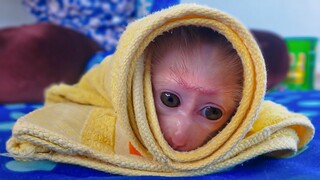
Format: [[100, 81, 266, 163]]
[[0, 90, 319, 179]]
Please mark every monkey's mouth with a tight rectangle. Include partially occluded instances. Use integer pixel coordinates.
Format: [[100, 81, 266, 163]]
[[164, 135, 198, 152], [164, 131, 217, 152], [171, 143, 188, 151]]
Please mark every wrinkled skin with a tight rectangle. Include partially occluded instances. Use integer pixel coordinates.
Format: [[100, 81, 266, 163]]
[[152, 43, 239, 151]]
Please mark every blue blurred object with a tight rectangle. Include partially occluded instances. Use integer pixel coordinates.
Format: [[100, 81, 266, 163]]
[[1, 90, 319, 179], [151, 0, 180, 13], [23, 0, 136, 52], [83, 0, 180, 71], [85, 51, 113, 71]]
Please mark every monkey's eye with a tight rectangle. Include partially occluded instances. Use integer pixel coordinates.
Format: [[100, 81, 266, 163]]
[[160, 92, 180, 108], [200, 106, 223, 120]]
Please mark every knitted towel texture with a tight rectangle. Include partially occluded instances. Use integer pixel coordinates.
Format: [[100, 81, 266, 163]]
[[6, 4, 314, 176]]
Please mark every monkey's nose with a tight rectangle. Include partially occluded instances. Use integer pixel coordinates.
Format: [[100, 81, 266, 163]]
[[170, 118, 190, 148]]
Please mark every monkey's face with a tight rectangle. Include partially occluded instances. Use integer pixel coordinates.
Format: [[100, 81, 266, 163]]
[[151, 43, 240, 151]]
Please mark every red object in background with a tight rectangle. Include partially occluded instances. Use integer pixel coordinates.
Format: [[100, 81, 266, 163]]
[[0, 25, 289, 103], [251, 30, 290, 91], [0, 22, 101, 103]]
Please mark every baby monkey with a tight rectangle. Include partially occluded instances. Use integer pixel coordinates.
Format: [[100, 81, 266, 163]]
[[147, 26, 243, 151]]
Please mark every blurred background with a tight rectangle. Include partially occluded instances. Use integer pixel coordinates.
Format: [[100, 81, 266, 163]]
[[182, 0, 320, 91], [0, 0, 319, 93], [0, 1, 319, 178]]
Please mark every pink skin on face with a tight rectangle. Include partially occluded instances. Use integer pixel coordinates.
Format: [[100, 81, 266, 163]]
[[152, 43, 238, 151]]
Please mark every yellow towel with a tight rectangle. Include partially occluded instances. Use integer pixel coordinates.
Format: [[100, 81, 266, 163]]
[[6, 4, 314, 176]]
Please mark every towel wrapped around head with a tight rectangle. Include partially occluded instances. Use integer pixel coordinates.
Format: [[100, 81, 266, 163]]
[[6, 4, 314, 176]]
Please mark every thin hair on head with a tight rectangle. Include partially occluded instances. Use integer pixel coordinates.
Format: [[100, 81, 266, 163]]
[[147, 25, 243, 106]]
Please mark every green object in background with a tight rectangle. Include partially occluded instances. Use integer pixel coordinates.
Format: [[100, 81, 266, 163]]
[[281, 37, 318, 90]]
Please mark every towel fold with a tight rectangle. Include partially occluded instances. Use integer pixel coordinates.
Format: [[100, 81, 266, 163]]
[[6, 4, 314, 176]]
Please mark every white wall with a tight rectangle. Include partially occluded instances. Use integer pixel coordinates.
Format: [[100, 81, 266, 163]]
[[181, 0, 320, 88], [0, 0, 35, 28], [181, 0, 320, 37]]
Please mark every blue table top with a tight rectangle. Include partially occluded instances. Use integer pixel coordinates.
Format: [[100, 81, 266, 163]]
[[1, 90, 319, 179]]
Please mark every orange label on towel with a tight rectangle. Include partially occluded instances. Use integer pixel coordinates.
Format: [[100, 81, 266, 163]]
[[129, 142, 142, 156]]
